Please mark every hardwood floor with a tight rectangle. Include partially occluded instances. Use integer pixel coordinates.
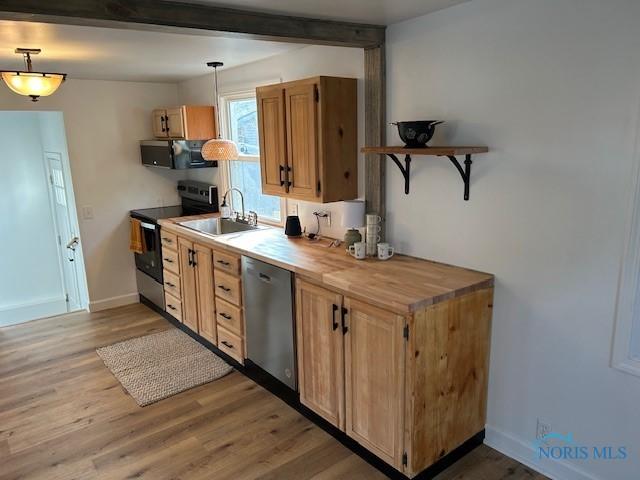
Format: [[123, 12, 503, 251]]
[[0, 303, 547, 480]]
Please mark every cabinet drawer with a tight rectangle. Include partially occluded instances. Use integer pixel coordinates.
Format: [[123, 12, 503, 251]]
[[217, 326, 244, 364], [164, 292, 182, 322], [162, 248, 179, 274], [213, 250, 241, 276], [215, 298, 243, 336], [163, 269, 181, 297], [215, 270, 242, 306], [160, 231, 178, 251]]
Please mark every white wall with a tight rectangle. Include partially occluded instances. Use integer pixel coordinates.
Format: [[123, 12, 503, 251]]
[[178, 45, 365, 239], [0, 112, 64, 323], [387, 1, 640, 479], [0, 79, 182, 310]]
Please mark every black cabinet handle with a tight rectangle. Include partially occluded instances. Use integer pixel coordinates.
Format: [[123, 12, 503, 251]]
[[221, 340, 234, 349], [167, 304, 176, 311], [164, 258, 174, 263], [341, 307, 349, 334], [162, 237, 173, 244], [219, 312, 232, 320], [216, 260, 230, 266], [164, 115, 170, 133], [332, 304, 339, 331], [165, 282, 176, 288], [218, 285, 231, 292], [286, 165, 293, 187], [279, 165, 285, 186], [188, 249, 197, 267], [160, 115, 166, 133]]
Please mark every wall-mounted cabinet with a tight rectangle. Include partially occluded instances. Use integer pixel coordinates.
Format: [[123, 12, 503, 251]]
[[152, 105, 217, 140], [257, 76, 357, 203]]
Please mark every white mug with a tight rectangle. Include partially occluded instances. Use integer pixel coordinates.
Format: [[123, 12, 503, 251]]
[[366, 214, 382, 224], [377, 243, 395, 260], [348, 241, 366, 260]]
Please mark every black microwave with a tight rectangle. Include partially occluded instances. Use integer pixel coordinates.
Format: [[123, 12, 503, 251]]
[[140, 140, 218, 169]]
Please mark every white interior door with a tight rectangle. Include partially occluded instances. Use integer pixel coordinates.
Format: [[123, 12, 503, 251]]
[[46, 152, 81, 312]]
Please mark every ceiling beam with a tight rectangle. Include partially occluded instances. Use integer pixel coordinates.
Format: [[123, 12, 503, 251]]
[[0, 0, 385, 48]]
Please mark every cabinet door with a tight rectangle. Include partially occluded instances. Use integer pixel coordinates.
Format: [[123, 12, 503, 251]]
[[195, 243, 216, 344], [165, 107, 185, 139], [285, 84, 318, 200], [257, 86, 288, 196], [178, 237, 198, 333], [152, 109, 167, 138], [344, 297, 406, 469], [295, 280, 344, 429]]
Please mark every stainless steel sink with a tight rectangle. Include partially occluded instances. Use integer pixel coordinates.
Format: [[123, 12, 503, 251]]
[[177, 217, 265, 236]]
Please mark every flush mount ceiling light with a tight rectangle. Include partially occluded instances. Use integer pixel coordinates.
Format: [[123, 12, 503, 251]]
[[1, 48, 66, 102], [201, 61, 239, 162]]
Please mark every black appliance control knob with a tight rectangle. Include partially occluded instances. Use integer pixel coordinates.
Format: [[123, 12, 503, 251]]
[[177, 185, 186, 191]]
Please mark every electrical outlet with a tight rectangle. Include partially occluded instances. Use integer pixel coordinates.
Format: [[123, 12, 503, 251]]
[[313, 211, 331, 227], [536, 418, 552, 444], [289, 203, 298, 216]]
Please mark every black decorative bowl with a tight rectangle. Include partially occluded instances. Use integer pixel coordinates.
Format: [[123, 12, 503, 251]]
[[392, 121, 444, 147]]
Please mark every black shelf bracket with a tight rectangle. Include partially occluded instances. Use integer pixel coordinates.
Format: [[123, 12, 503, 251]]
[[386, 153, 411, 194], [445, 154, 472, 201], [384, 152, 473, 200]]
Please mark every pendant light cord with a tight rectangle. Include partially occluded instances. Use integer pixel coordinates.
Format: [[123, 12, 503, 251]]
[[214, 65, 222, 139]]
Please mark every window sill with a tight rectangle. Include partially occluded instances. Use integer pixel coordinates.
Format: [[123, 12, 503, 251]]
[[259, 218, 284, 228]]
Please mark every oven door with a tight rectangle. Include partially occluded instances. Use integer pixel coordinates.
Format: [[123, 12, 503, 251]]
[[132, 217, 163, 283]]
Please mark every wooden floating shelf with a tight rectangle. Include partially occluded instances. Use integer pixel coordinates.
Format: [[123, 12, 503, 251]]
[[360, 145, 490, 200]]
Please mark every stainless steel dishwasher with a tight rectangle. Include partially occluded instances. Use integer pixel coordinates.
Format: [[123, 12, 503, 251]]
[[242, 256, 296, 390]]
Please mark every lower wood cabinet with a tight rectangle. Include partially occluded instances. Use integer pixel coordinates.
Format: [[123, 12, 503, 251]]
[[344, 297, 406, 468], [295, 280, 344, 429], [178, 237, 199, 333], [194, 243, 216, 344], [164, 232, 247, 364], [294, 278, 493, 477], [177, 237, 216, 340]]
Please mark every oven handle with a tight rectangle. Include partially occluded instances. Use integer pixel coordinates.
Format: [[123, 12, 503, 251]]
[[139, 221, 156, 230]]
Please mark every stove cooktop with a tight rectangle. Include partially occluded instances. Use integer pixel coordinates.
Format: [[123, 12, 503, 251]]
[[130, 205, 184, 223]]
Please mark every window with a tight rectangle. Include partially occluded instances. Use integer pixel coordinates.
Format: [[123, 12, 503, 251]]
[[220, 92, 283, 224]]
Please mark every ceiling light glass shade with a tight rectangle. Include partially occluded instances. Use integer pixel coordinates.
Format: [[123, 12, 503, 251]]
[[201, 138, 239, 161], [1, 71, 66, 101]]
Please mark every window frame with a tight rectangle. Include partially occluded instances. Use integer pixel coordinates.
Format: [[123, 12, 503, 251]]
[[612, 134, 640, 378], [218, 90, 286, 227]]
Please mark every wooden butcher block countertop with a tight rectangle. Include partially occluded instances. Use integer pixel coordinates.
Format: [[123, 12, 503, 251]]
[[159, 215, 494, 315]]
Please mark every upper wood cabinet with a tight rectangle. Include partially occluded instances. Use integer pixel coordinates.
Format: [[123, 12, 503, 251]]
[[152, 105, 217, 140], [257, 86, 288, 196], [256, 76, 357, 203]]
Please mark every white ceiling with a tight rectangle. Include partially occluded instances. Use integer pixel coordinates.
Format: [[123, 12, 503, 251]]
[[0, 21, 304, 82], [183, 0, 470, 25]]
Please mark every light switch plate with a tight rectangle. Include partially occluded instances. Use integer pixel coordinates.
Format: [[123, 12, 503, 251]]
[[82, 205, 94, 220]]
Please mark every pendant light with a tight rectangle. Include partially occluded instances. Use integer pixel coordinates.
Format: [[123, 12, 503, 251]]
[[201, 61, 239, 161], [1, 48, 66, 102]]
